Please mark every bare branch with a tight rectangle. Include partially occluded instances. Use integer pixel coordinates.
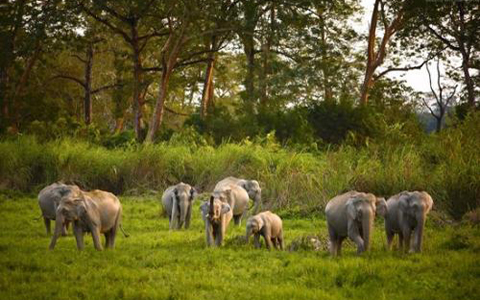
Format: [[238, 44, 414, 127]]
[[91, 83, 124, 94], [50, 74, 86, 88]]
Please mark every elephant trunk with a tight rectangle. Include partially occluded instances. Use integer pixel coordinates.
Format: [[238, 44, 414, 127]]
[[245, 227, 253, 244], [413, 210, 426, 252], [178, 202, 188, 229], [361, 210, 373, 251], [253, 193, 261, 214], [170, 203, 179, 230], [49, 213, 64, 250]]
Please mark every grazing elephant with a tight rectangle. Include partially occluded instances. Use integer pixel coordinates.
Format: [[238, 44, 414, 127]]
[[213, 184, 250, 226], [37, 182, 81, 235], [49, 189, 127, 251], [381, 191, 434, 253], [200, 196, 232, 247], [215, 176, 262, 214], [162, 182, 197, 230], [246, 211, 284, 250], [325, 191, 387, 256]]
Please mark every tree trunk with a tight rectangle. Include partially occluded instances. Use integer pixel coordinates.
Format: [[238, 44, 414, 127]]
[[201, 54, 216, 119], [244, 37, 256, 111], [319, 14, 333, 103], [201, 36, 217, 119], [131, 24, 144, 140], [460, 52, 476, 109], [10, 40, 42, 131], [84, 43, 94, 125]]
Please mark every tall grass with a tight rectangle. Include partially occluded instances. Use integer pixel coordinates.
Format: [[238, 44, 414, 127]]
[[0, 114, 478, 218]]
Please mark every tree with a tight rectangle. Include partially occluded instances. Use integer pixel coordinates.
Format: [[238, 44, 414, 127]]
[[422, 58, 457, 133], [79, 0, 165, 139], [399, 2, 478, 110], [359, 0, 407, 105]]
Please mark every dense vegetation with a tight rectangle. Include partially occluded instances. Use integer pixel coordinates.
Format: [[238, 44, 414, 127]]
[[1, 111, 479, 219]]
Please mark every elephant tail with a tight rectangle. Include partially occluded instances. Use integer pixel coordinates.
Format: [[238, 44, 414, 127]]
[[120, 224, 130, 238]]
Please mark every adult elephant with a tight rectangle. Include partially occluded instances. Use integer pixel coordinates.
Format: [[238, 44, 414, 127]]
[[215, 176, 262, 214], [49, 189, 127, 251], [325, 191, 387, 256], [382, 191, 434, 253], [162, 182, 197, 230], [213, 183, 250, 226], [37, 182, 81, 235]]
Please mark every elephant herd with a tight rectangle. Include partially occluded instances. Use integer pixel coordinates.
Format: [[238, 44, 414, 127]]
[[38, 178, 434, 255]]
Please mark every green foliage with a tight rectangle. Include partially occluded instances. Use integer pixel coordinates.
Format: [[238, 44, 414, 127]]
[[0, 197, 479, 300]]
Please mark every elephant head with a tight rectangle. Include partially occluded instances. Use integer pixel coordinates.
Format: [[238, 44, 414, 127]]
[[170, 183, 196, 229], [376, 197, 388, 218], [245, 215, 263, 243], [201, 195, 231, 223], [346, 195, 376, 252], [239, 180, 261, 203]]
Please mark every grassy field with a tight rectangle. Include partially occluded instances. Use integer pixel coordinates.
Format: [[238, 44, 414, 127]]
[[0, 195, 479, 300]]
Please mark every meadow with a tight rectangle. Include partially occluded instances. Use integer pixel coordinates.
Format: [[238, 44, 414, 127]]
[[0, 195, 479, 300]]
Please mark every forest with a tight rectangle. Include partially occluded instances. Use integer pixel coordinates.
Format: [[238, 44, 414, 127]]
[[0, 0, 479, 300]]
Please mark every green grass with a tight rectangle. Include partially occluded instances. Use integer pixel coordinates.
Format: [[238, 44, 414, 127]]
[[1, 195, 479, 300]]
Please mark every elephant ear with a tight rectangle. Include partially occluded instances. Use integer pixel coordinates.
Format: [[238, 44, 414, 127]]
[[221, 203, 231, 215], [346, 198, 360, 221], [189, 187, 197, 201]]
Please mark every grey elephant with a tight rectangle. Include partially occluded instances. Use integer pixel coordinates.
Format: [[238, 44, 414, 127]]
[[162, 182, 197, 230], [37, 182, 81, 235], [49, 189, 127, 251], [381, 191, 434, 253], [213, 183, 250, 226], [325, 191, 387, 256], [200, 196, 232, 247], [215, 176, 262, 214], [245, 211, 284, 250]]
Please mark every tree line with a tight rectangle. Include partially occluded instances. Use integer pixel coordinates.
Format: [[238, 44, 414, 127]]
[[0, 0, 478, 144]]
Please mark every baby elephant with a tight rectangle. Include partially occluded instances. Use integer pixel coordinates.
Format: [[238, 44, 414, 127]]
[[200, 196, 232, 247], [49, 189, 127, 251], [380, 191, 434, 253], [246, 211, 284, 250], [37, 182, 81, 235], [325, 191, 387, 256], [162, 182, 197, 230]]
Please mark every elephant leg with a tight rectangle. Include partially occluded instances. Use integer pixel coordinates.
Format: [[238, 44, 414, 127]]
[[336, 237, 346, 256], [91, 228, 103, 251], [278, 231, 284, 250], [348, 220, 365, 254], [205, 223, 214, 247], [401, 226, 411, 253], [271, 237, 279, 249], [328, 224, 338, 256], [233, 214, 241, 226], [254, 233, 261, 248], [398, 232, 404, 251], [73, 223, 84, 250], [104, 232, 110, 248], [215, 225, 224, 247], [386, 231, 394, 251], [44, 217, 51, 235], [263, 233, 273, 250], [109, 228, 117, 248]]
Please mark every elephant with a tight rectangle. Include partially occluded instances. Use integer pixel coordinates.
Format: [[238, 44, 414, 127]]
[[49, 189, 127, 251], [199, 196, 232, 247], [213, 183, 250, 226], [381, 191, 434, 253], [161, 182, 197, 230], [37, 182, 81, 235], [245, 211, 284, 250], [325, 190, 387, 256], [215, 176, 262, 214]]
